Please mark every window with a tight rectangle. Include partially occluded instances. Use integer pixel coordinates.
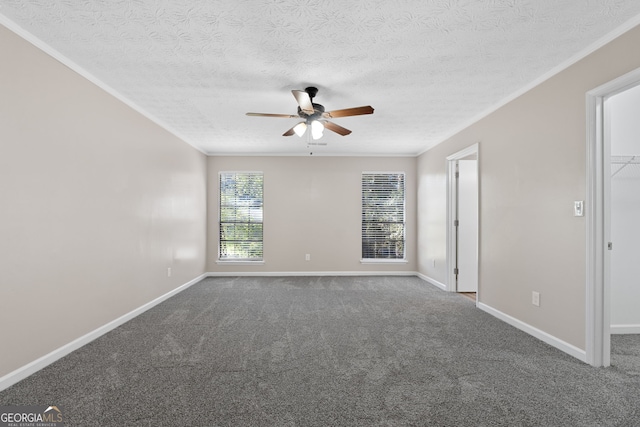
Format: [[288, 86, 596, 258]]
[[219, 172, 263, 261], [362, 172, 405, 260]]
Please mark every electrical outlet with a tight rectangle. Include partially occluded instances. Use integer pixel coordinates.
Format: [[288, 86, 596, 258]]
[[167, 267, 172, 277], [305, 254, 311, 261], [532, 291, 540, 307]]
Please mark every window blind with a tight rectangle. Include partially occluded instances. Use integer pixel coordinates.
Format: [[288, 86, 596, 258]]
[[219, 172, 263, 260], [362, 173, 405, 259]]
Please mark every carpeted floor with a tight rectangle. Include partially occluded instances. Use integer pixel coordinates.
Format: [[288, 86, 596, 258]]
[[1, 276, 639, 426]]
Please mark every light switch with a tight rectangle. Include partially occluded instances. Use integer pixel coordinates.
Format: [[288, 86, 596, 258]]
[[574, 201, 584, 217]]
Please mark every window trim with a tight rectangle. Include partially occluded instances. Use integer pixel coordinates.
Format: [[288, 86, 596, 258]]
[[361, 171, 406, 263], [216, 259, 265, 265], [360, 258, 408, 264], [218, 171, 264, 262]]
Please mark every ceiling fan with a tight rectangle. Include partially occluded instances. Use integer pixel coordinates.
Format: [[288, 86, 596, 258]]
[[246, 87, 374, 140]]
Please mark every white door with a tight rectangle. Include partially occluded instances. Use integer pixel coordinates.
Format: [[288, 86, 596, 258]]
[[457, 159, 478, 292]]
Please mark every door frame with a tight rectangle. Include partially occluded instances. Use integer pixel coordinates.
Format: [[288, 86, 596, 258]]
[[446, 143, 479, 294], [586, 66, 640, 367]]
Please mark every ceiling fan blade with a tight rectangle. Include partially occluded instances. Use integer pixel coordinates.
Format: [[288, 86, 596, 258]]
[[292, 90, 314, 114], [323, 105, 374, 118], [246, 112, 297, 118], [283, 126, 296, 136], [323, 120, 352, 136]]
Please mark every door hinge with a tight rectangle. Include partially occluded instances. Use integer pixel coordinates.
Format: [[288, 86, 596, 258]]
[[453, 268, 459, 275], [454, 219, 459, 227], [455, 171, 459, 178]]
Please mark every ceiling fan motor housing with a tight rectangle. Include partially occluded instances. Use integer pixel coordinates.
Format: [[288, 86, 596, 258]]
[[298, 103, 325, 121]]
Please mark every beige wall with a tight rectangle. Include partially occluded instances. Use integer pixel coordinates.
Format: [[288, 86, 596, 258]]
[[417, 24, 640, 350], [207, 156, 417, 273], [0, 25, 207, 377]]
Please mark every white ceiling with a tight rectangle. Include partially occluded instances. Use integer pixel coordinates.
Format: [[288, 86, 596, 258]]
[[2, 1, 640, 156]]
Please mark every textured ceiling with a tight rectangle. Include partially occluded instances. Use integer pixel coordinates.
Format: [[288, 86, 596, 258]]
[[2, 1, 640, 156]]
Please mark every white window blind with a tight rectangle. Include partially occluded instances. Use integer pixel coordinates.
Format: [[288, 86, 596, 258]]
[[362, 172, 405, 259], [219, 172, 263, 260]]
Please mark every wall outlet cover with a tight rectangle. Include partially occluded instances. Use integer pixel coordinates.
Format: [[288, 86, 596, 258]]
[[532, 291, 540, 307]]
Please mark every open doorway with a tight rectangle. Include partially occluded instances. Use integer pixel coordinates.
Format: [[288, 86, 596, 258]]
[[586, 67, 640, 367], [607, 84, 640, 369], [608, 85, 640, 335], [447, 143, 479, 302]]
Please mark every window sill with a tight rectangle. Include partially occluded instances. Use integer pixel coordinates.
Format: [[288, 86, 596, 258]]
[[360, 259, 408, 264], [217, 260, 265, 265]]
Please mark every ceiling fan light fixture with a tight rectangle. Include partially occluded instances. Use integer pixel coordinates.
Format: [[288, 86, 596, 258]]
[[246, 87, 373, 140], [311, 120, 324, 140], [293, 122, 307, 137]]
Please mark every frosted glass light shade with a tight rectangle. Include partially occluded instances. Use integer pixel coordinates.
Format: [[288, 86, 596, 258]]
[[293, 122, 307, 137], [311, 120, 324, 140]]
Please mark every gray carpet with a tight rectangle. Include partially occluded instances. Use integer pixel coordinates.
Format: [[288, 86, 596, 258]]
[[1, 276, 639, 426]]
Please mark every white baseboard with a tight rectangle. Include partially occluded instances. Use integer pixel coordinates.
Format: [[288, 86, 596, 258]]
[[416, 273, 447, 291], [206, 271, 447, 292], [206, 271, 419, 277], [611, 324, 640, 334], [0, 273, 207, 392], [477, 302, 587, 363]]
